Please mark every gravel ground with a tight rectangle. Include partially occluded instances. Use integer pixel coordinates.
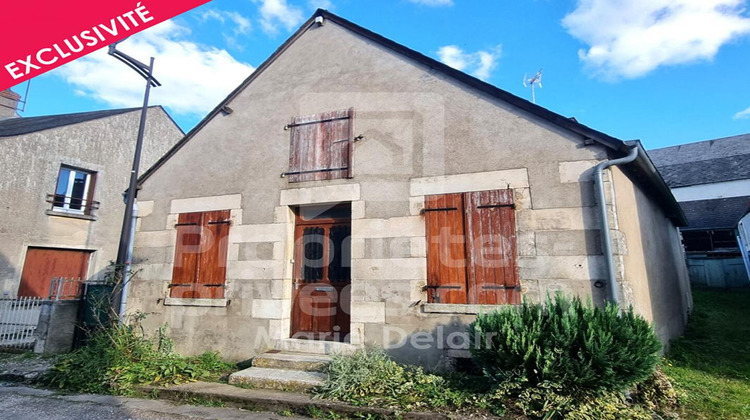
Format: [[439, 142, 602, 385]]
[[0, 384, 308, 420]]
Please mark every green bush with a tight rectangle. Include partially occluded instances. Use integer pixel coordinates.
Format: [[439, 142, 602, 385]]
[[44, 323, 233, 395], [468, 294, 661, 395], [315, 348, 497, 412]]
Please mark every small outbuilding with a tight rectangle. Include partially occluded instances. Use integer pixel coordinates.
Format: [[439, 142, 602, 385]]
[[127, 10, 691, 364]]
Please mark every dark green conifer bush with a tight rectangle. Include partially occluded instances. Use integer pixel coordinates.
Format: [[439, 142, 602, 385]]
[[468, 294, 661, 395]]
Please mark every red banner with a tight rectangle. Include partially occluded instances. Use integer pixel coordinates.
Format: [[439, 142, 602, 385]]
[[1, 1, 211, 91]]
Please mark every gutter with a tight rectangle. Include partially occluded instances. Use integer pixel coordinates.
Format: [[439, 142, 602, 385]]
[[594, 146, 639, 305]]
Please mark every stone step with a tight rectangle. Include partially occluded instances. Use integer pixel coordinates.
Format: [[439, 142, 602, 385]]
[[252, 351, 331, 372], [273, 338, 359, 355], [228, 367, 326, 393]]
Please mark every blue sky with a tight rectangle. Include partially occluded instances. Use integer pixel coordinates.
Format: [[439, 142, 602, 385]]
[[12, 0, 750, 149]]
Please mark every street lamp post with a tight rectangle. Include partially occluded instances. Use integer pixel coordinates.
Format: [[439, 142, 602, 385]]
[[108, 41, 161, 321]]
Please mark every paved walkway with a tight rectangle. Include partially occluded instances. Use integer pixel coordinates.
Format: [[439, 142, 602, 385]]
[[0, 384, 308, 420]]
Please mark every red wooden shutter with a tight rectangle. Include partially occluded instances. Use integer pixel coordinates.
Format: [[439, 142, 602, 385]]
[[171, 212, 203, 298], [195, 209, 230, 299], [424, 193, 468, 304], [464, 189, 520, 305], [287, 108, 354, 182]]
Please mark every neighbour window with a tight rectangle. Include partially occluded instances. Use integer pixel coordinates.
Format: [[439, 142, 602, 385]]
[[170, 210, 231, 299], [52, 166, 96, 214], [284, 108, 355, 182], [423, 189, 520, 305]]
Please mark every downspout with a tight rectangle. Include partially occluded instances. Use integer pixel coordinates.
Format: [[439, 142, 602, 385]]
[[118, 200, 138, 323], [594, 146, 638, 305]]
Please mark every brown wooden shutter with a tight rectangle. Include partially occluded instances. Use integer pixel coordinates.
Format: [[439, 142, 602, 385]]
[[424, 193, 468, 304], [170, 212, 203, 298], [287, 108, 354, 182], [195, 209, 230, 299], [464, 189, 520, 305]]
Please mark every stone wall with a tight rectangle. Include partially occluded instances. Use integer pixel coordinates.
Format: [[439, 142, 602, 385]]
[[0, 108, 182, 295], [127, 20, 679, 363]]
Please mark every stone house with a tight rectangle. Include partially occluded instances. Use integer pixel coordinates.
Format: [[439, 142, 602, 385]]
[[127, 10, 691, 365], [650, 135, 750, 288], [0, 92, 183, 298]]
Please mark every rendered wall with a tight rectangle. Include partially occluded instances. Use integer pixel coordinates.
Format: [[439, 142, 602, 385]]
[[128, 21, 648, 364], [610, 166, 692, 345], [0, 108, 182, 295]]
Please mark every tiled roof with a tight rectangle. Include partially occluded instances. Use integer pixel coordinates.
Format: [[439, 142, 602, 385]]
[[0, 108, 140, 137], [679, 196, 750, 230], [648, 133, 750, 187]]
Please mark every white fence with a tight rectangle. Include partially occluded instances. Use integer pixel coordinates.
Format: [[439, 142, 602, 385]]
[[0, 297, 45, 349]]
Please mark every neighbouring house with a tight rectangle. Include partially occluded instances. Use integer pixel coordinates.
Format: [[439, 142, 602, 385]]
[[0, 91, 183, 299], [650, 135, 750, 288], [126, 10, 691, 365]]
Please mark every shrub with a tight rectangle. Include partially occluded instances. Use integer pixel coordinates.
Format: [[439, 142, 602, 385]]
[[315, 348, 497, 412], [496, 379, 653, 420], [44, 323, 233, 395], [468, 294, 661, 395]]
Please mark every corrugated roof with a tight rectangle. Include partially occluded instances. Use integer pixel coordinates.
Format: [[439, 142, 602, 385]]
[[680, 196, 750, 230], [649, 133, 750, 187], [0, 108, 141, 137]]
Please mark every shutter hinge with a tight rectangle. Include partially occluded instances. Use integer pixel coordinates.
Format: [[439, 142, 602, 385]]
[[284, 115, 350, 130], [476, 204, 515, 209], [207, 220, 232, 225], [421, 207, 458, 214], [281, 167, 348, 178]]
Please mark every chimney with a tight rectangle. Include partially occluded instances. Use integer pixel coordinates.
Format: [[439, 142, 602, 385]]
[[0, 89, 21, 120]]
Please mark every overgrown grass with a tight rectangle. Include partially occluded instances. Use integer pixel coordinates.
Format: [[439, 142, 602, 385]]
[[315, 348, 497, 414], [44, 323, 234, 395], [663, 288, 750, 419]]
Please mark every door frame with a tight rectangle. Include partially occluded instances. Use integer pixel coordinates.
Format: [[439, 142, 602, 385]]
[[290, 203, 351, 342]]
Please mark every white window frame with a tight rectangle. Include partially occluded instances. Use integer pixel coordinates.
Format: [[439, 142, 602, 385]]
[[53, 167, 92, 214]]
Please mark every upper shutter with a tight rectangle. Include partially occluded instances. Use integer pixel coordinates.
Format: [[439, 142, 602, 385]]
[[287, 108, 354, 182], [424, 193, 468, 304], [195, 209, 231, 299], [170, 212, 203, 298], [464, 189, 520, 305]]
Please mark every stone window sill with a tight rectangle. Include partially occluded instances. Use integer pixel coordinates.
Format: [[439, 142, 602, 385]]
[[163, 297, 229, 307], [45, 210, 96, 221], [421, 303, 517, 314]]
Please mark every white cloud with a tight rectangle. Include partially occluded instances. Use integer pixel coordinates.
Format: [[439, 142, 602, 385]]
[[437, 45, 501, 80], [408, 0, 453, 6], [201, 9, 252, 35], [734, 106, 750, 119], [308, 0, 333, 9], [200, 9, 252, 49], [254, 0, 304, 34], [563, 0, 750, 80], [52, 20, 255, 117]]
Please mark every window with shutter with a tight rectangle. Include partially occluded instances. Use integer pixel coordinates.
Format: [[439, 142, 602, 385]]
[[170, 209, 231, 299], [285, 108, 355, 182], [424, 189, 519, 305]]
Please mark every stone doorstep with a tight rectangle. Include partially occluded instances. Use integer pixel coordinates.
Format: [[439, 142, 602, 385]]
[[252, 351, 332, 372], [228, 367, 326, 393], [273, 338, 360, 355], [142, 381, 460, 420]]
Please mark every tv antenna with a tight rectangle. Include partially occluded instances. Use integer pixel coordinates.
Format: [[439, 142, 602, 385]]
[[523, 68, 543, 104]]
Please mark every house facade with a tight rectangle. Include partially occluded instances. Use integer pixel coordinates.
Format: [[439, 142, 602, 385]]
[[127, 10, 691, 364], [0, 95, 183, 298], [650, 135, 750, 288]]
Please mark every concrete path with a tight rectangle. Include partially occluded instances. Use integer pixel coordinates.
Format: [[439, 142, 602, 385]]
[[0, 384, 308, 420]]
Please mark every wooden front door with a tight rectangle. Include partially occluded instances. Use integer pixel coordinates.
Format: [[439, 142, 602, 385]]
[[18, 247, 91, 298], [291, 204, 351, 342]]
